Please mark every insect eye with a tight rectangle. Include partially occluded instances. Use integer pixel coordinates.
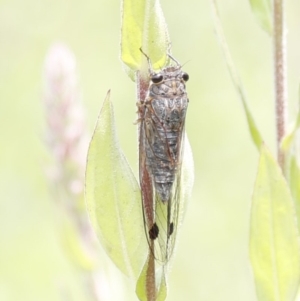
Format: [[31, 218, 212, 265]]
[[151, 73, 164, 83], [182, 72, 189, 82]]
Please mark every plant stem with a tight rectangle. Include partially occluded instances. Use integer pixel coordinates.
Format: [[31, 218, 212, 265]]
[[273, 0, 287, 171], [210, 0, 263, 151], [137, 71, 156, 301]]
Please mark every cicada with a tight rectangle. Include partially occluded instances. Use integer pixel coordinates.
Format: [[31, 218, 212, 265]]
[[138, 51, 189, 264]]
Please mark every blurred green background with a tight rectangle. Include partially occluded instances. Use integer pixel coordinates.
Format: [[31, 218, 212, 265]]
[[1, 0, 300, 300]]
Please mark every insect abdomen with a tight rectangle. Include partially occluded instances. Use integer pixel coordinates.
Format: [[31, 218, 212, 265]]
[[145, 101, 185, 202]]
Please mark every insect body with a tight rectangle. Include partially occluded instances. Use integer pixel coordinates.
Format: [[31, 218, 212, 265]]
[[138, 54, 189, 264]]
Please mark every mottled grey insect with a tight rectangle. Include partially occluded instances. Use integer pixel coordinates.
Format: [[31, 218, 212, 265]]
[[138, 50, 189, 264]]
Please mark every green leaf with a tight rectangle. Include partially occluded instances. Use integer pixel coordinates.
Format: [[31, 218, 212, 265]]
[[85, 91, 147, 279], [135, 255, 153, 301], [121, 0, 170, 80], [281, 116, 300, 152], [249, 0, 273, 35], [243, 100, 264, 150], [210, 0, 263, 151], [289, 155, 300, 235], [281, 86, 300, 152], [156, 276, 167, 301], [281, 129, 297, 153], [136, 254, 167, 301], [250, 146, 300, 301]]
